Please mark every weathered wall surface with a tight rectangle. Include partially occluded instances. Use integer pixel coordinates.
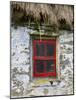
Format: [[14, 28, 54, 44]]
[[11, 27, 74, 98]]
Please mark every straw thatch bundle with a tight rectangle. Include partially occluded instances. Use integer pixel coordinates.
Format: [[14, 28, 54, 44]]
[[11, 1, 74, 31]]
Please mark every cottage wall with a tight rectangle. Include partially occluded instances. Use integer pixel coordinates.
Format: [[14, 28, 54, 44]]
[[11, 26, 73, 98]]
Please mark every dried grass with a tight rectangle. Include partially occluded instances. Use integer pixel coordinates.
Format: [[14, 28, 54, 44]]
[[11, 1, 74, 30]]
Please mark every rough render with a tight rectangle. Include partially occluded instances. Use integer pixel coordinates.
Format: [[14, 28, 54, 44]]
[[11, 27, 74, 98]]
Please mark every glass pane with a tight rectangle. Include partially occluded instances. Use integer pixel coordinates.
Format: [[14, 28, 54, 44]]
[[36, 60, 44, 73], [36, 43, 44, 56], [46, 60, 55, 72], [46, 44, 55, 56]]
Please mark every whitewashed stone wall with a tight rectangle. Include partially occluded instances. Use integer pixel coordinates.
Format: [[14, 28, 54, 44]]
[[11, 27, 74, 98]]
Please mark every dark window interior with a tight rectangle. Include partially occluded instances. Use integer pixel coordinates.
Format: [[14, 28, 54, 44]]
[[36, 60, 44, 73], [46, 60, 55, 72], [36, 43, 45, 56], [46, 44, 54, 56]]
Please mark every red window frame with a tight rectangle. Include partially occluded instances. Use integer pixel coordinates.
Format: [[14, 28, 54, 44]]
[[33, 39, 56, 77]]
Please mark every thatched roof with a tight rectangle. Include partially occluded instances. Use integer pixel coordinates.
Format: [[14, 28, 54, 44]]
[[10, 1, 74, 31]]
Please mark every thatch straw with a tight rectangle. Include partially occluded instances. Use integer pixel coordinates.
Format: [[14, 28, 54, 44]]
[[10, 1, 74, 31]]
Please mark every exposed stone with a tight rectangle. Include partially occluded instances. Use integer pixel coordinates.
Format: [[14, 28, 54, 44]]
[[43, 88, 49, 95], [11, 27, 74, 97]]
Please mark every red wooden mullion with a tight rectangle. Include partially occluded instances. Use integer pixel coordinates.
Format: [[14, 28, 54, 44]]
[[53, 40, 56, 74], [34, 71, 56, 77], [44, 41, 46, 75], [33, 56, 56, 60], [33, 40, 36, 76]]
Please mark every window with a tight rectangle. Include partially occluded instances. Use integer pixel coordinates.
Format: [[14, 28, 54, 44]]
[[33, 39, 56, 77]]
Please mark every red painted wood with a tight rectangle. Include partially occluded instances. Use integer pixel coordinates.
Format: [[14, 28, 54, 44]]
[[33, 56, 56, 60], [33, 39, 56, 77]]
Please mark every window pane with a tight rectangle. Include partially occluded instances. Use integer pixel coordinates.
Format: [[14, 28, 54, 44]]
[[46, 44, 55, 56], [36, 60, 44, 73], [46, 60, 55, 72], [36, 43, 44, 56]]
